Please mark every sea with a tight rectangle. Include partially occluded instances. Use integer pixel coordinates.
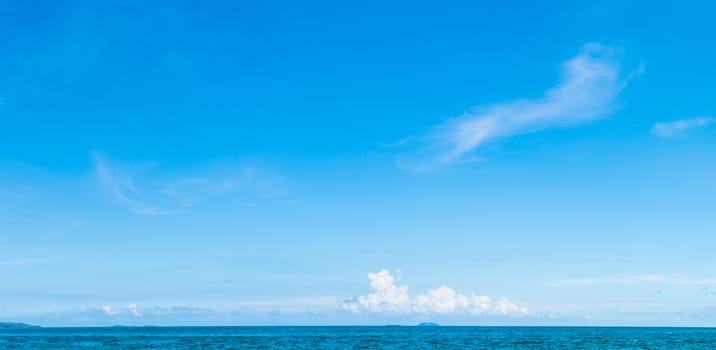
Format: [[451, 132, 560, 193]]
[[2, 326, 716, 349]]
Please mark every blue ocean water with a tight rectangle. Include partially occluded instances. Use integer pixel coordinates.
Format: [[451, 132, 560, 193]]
[[2, 326, 716, 349]]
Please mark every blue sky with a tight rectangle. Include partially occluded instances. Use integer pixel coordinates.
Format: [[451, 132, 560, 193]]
[[1, 0, 716, 326]]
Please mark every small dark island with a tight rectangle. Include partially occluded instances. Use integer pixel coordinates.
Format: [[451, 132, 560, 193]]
[[0, 322, 41, 329], [418, 322, 440, 327]]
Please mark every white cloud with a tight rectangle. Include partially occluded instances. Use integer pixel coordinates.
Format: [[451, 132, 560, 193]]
[[651, 116, 713, 138], [413, 286, 470, 314], [412, 286, 496, 315], [98, 304, 142, 317], [101, 305, 119, 316], [495, 297, 529, 316], [348, 269, 412, 313], [467, 295, 492, 315], [128, 303, 141, 317], [341, 269, 528, 317], [397, 43, 641, 171]]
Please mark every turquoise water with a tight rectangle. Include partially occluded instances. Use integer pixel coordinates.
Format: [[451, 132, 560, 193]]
[[2, 326, 716, 349]]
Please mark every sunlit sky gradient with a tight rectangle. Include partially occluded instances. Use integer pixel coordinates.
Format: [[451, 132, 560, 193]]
[[1, 0, 716, 326]]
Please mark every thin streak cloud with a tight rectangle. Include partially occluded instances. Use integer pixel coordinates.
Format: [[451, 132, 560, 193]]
[[543, 274, 716, 287], [0, 256, 64, 267], [652, 116, 713, 138]]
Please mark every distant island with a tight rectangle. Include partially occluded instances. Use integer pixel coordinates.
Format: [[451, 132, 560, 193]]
[[0, 322, 41, 329], [418, 322, 440, 327]]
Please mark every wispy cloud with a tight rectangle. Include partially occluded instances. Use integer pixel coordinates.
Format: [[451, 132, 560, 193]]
[[397, 43, 642, 171], [340, 269, 528, 317], [702, 286, 716, 296], [92, 151, 167, 215], [543, 273, 716, 287], [0, 256, 64, 267], [91, 151, 283, 215], [651, 116, 713, 138], [0, 259, 33, 267], [45, 219, 86, 239]]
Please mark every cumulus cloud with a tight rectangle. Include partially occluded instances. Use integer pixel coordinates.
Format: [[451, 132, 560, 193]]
[[412, 286, 495, 315], [341, 269, 528, 317], [495, 297, 529, 316], [348, 269, 412, 313], [651, 116, 713, 138], [397, 43, 642, 171]]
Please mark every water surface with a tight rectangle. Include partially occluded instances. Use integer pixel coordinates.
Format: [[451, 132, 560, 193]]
[[2, 326, 716, 349]]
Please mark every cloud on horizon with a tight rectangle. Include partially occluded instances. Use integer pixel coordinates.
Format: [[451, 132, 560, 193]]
[[24, 305, 227, 326], [340, 269, 528, 317], [397, 43, 642, 171], [16, 302, 716, 327], [101, 305, 119, 316], [651, 116, 713, 138], [542, 273, 716, 287]]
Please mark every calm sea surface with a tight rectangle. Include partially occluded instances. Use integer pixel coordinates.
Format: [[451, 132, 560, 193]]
[[2, 326, 716, 349]]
